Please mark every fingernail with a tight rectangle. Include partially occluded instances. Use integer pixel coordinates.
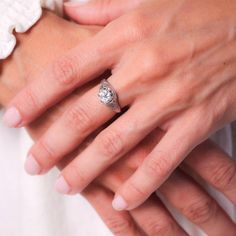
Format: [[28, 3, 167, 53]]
[[55, 176, 71, 194], [2, 107, 22, 127], [64, 0, 90, 7], [24, 154, 41, 175], [112, 195, 128, 211]]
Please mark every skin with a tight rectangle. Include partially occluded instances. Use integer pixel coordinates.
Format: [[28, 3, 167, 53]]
[[3, 0, 236, 212], [1, 11, 186, 236], [1, 10, 236, 236]]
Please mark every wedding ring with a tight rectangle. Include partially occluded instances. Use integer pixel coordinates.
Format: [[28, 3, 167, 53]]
[[98, 79, 121, 113]]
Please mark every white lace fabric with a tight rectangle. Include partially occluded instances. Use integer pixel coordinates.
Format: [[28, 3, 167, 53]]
[[0, 0, 63, 60]]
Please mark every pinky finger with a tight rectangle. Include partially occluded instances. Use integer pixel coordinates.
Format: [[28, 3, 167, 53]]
[[112, 111, 208, 210]]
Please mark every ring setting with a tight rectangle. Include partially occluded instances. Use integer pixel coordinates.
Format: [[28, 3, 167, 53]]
[[98, 79, 121, 113]]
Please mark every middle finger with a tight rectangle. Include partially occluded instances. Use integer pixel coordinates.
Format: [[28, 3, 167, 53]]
[[25, 76, 130, 175]]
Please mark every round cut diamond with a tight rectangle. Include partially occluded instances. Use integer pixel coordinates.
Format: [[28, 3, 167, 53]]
[[98, 86, 114, 104]]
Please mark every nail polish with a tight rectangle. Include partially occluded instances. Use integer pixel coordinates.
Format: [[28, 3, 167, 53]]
[[112, 195, 128, 211], [2, 107, 22, 127], [55, 176, 71, 194], [24, 154, 41, 175]]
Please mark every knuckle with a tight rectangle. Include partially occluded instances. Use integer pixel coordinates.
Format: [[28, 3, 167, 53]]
[[146, 220, 166, 235], [128, 180, 147, 199], [183, 197, 217, 224], [64, 104, 92, 134], [36, 139, 56, 164], [66, 164, 87, 191], [52, 56, 77, 85], [105, 216, 134, 235], [97, 130, 124, 160], [209, 95, 229, 125], [125, 11, 147, 40], [146, 220, 176, 236], [145, 155, 170, 178], [23, 87, 40, 111], [140, 49, 160, 76], [134, 47, 169, 86], [168, 82, 192, 106], [210, 161, 236, 191]]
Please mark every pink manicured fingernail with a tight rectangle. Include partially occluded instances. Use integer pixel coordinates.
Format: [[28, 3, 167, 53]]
[[55, 176, 71, 194], [112, 195, 128, 211], [2, 107, 22, 127], [64, 0, 90, 7], [24, 154, 41, 175]]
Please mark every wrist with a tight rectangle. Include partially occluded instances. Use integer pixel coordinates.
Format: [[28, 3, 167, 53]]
[[0, 11, 55, 107], [0, 11, 73, 106], [0, 10, 100, 107]]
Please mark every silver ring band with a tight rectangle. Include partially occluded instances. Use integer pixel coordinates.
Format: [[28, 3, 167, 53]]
[[98, 79, 121, 113]]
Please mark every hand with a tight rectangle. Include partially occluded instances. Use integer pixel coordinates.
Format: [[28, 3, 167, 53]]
[[2, 80, 236, 236], [94, 133, 236, 236], [3, 0, 236, 211], [1, 11, 235, 235], [0, 11, 186, 236]]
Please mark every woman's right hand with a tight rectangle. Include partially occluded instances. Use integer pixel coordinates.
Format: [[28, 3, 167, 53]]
[[28, 110, 236, 236]]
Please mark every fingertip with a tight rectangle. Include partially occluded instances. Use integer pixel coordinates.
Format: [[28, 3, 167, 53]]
[[2, 106, 22, 128], [55, 175, 71, 195], [24, 154, 42, 175], [112, 195, 128, 211]]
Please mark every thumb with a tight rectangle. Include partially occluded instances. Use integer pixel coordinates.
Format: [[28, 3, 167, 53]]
[[64, 0, 142, 26]]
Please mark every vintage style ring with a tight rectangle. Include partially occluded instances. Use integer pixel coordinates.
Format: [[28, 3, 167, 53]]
[[98, 79, 121, 113]]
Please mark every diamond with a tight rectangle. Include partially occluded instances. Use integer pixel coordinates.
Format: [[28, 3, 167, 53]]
[[98, 79, 121, 113], [98, 86, 114, 104]]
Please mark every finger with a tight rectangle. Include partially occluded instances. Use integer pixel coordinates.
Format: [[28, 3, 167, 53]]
[[184, 139, 236, 206], [82, 184, 142, 236], [96, 127, 164, 192], [64, 0, 143, 25], [113, 109, 209, 210], [96, 153, 186, 236], [131, 195, 187, 236], [54, 87, 188, 195], [2, 32, 117, 128], [54, 101, 159, 195], [159, 170, 236, 236], [58, 134, 184, 236], [24, 74, 130, 175]]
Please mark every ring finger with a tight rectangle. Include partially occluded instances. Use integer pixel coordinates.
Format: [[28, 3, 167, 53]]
[[25, 73, 132, 175]]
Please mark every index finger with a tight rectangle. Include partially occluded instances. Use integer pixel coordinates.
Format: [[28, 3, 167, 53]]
[[2, 36, 113, 128]]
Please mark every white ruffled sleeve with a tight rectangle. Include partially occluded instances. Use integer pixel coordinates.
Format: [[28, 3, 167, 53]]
[[0, 0, 63, 60]]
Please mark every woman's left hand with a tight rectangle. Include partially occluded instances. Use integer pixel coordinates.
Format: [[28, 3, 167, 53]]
[[3, 0, 236, 210]]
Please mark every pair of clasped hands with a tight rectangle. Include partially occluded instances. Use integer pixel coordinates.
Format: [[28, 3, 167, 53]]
[[2, 0, 236, 235]]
